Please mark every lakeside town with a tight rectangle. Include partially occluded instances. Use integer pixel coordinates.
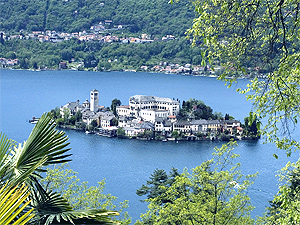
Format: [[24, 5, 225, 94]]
[[0, 27, 267, 78], [40, 89, 260, 141], [0, 28, 213, 76]]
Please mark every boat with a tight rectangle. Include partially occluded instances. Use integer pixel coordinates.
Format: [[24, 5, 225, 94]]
[[29, 117, 39, 124]]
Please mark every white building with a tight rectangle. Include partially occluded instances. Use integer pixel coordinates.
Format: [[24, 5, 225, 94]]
[[129, 95, 180, 116], [116, 105, 131, 117], [139, 109, 170, 123], [154, 118, 172, 132], [173, 120, 209, 134]]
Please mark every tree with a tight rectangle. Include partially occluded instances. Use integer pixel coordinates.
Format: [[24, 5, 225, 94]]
[[75, 111, 82, 122], [171, 130, 179, 140], [117, 127, 126, 137], [0, 32, 4, 45], [98, 61, 112, 71], [61, 49, 74, 61], [259, 159, 300, 224], [19, 58, 29, 69], [75, 121, 86, 130], [32, 61, 38, 69], [136, 168, 180, 202], [91, 119, 98, 128], [243, 114, 261, 138], [186, 0, 300, 155], [69, 115, 76, 125], [87, 124, 95, 132], [84, 53, 98, 68], [41, 164, 131, 224], [136, 142, 257, 225], [55, 117, 65, 126], [50, 107, 61, 120], [5, 51, 16, 59], [62, 107, 71, 123], [179, 98, 217, 120], [111, 98, 121, 116], [0, 113, 119, 224], [225, 114, 230, 120], [111, 117, 119, 126]]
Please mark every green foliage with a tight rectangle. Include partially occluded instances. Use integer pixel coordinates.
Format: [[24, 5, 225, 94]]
[[242, 114, 261, 138], [171, 130, 179, 140], [116, 127, 126, 137], [179, 98, 220, 120], [87, 124, 95, 132], [50, 107, 61, 120], [41, 164, 131, 225], [74, 110, 82, 122], [5, 51, 16, 59], [69, 116, 76, 125], [188, 0, 300, 154], [137, 130, 154, 139], [136, 168, 180, 201], [136, 141, 257, 225], [55, 118, 65, 126], [111, 98, 121, 116], [84, 53, 98, 68], [111, 117, 119, 127], [0, 0, 194, 36], [0, 36, 204, 70], [258, 159, 300, 224], [224, 113, 230, 120], [91, 119, 98, 128], [61, 49, 74, 61]]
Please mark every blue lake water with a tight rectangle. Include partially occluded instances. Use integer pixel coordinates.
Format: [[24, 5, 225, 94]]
[[0, 69, 299, 222]]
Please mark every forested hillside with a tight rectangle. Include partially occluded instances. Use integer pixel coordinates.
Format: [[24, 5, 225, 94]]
[[0, 0, 194, 36], [0, 0, 204, 71]]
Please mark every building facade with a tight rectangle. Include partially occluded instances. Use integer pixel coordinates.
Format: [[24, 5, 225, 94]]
[[129, 95, 180, 116]]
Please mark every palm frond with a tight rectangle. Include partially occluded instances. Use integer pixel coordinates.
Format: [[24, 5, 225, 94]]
[[12, 113, 72, 180], [30, 181, 119, 225], [0, 182, 35, 225], [0, 133, 12, 182]]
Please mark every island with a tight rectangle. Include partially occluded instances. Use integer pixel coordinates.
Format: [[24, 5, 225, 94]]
[[48, 89, 260, 141]]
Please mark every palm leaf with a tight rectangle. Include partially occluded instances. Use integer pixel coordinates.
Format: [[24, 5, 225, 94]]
[[12, 113, 72, 180], [30, 181, 119, 225], [0, 133, 13, 183], [0, 182, 35, 225]]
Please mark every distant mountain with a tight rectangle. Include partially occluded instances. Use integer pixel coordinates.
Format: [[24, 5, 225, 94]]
[[0, 0, 194, 36]]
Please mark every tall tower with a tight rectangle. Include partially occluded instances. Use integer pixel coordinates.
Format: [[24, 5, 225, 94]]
[[90, 89, 99, 112]]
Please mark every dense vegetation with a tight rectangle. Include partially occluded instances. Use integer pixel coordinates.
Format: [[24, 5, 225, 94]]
[[0, 0, 199, 70], [178, 98, 224, 120], [188, 0, 300, 155], [0, 38, 204, 71], [135, 142, 257, 225], [0, 0, 193, 36]]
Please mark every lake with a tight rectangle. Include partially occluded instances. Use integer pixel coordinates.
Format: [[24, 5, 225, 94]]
[[0, 69, 299, 222]]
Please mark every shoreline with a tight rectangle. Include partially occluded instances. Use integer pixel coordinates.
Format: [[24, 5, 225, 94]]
[[56, 124, 260, 142], [2, 67, 259, 80]]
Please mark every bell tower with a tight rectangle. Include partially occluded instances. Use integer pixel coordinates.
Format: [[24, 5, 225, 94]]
[[90, 89, 99, 112]]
